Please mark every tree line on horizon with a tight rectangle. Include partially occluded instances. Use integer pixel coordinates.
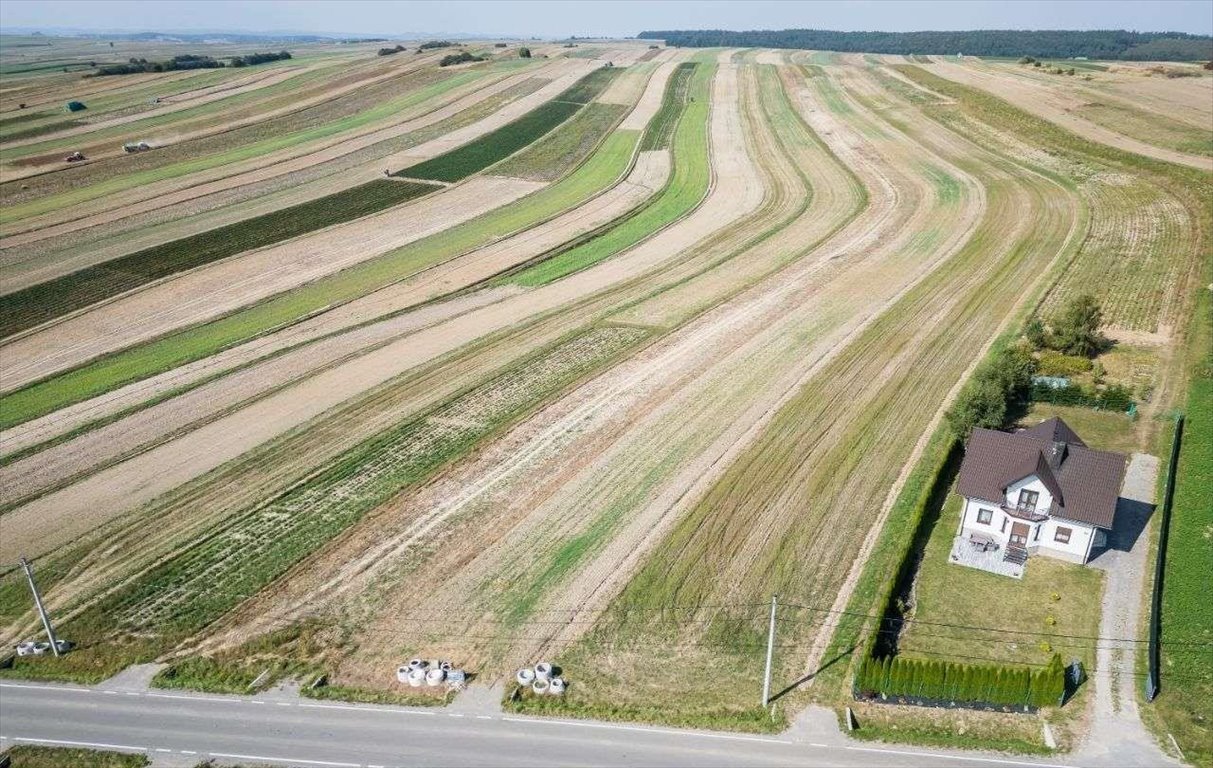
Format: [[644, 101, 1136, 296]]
[[636, 29, 1213, 61]]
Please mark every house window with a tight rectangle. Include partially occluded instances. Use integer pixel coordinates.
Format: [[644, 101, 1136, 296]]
[[1017, 489, 1040, 510], [976, 508, 993, 525], [1034, 525, 1041, 542], [1055, 527, 1072, 544]]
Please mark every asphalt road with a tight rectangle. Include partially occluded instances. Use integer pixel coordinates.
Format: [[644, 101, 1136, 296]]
[[0, 681, 1071, 768]]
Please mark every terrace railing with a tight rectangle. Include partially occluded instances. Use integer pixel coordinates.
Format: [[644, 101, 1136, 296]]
[[1001, 503, 1048, 522]]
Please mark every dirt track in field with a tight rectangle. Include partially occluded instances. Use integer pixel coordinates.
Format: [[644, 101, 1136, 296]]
[[0, 152, 671, 495], [928, 59, 1213, 171]]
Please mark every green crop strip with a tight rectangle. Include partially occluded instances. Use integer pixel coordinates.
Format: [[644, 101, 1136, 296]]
[[0, 130, 642, 429], [638, 63, 696, 152], [0, 180, 438, 340], [505, 63, 710, 287], [395, 100, 580, 182], [493, 103, 627, 181], [392, 68, 622, 183]]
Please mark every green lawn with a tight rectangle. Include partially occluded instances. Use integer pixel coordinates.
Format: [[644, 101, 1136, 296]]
[[1017, 403, 1139, 455], [1154, 376, 1213, 766], [899, 496, 1106, 669]]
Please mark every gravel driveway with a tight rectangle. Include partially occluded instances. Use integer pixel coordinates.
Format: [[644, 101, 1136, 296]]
[[1079, 452, 1181, 766]]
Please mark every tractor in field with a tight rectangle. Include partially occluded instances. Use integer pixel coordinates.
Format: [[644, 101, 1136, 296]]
[[123, 140, 153, 153], [64, 151, 86, 163]]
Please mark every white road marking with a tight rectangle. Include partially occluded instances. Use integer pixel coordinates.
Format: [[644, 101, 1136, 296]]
[[181, 750, 197, 755], [844, 745, 1069, 768], [144, 692, 238, 703], [810, 742, 829, 747], [500, 716, 791, 745], [0, 683, 89, 693], [209, 751, 360, 767], [297, 702, 437, 716], [155, 748, 173, 753], [276, 701, 293, 706], [11, 736, 144, 752], [476, 715, 493, 720], [448, 713, 464, 717]]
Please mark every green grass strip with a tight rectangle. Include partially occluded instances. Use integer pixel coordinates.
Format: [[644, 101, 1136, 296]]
[[397, 99, 580, 182], [0, 179, 437, 339], [0, 130, 641, 430], [395, 67, 622, 183], [506, 63, 709, 287], [638, 63, 696, 151]]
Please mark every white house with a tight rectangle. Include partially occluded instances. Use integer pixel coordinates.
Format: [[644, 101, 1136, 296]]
[[954, 417, 1126, 567]]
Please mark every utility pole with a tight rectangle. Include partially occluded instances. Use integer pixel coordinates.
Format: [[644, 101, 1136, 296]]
[[756, 592, 776, 708], [19, 557, 60, 657]]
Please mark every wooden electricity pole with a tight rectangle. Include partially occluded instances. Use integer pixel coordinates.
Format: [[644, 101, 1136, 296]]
[[19, 557, 60, 657]]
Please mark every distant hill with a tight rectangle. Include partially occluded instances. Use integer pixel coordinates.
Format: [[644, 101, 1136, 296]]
[[636, 29, 1213, 61]]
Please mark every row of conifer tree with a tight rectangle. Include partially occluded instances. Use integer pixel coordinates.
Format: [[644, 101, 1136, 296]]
[[855, 653, 1066, 709]]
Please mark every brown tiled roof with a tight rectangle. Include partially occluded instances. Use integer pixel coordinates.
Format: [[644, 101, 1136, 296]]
[[956, 417, 1125, 529]]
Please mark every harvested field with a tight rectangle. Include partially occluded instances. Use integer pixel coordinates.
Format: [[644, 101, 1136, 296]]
[[0, 179, 438, 337], [2, 38, 1206, 757]]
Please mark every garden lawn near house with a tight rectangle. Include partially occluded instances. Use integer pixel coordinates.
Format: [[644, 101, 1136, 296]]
[[1017, 403, 1138, 455], [898, 495, 1106, 669]]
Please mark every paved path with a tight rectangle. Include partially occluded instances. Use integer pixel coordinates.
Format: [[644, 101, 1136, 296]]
[[1080, 453, 1180, 767], [0, 681, 1074, 768]]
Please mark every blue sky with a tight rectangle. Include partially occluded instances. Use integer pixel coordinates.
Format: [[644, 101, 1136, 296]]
[[2, 0, 1210, 38]]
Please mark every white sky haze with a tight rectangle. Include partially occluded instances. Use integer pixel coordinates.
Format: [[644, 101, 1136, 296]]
[[2, 0, 1211, 38]]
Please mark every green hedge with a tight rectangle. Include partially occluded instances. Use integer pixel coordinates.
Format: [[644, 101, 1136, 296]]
[[856, 653, 1065, 710], [1031, 382, 1133, 411]]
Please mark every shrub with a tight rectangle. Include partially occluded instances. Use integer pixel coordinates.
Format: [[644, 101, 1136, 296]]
[[439, 51, 485, 67], [1050, 293, 1107, 357], [1025, 317, 1048, 348], [519, 47, 532, 58], [378, 44, 406, 56], [1037, 350, 1093, 376], [945, 342, 1037, 436]]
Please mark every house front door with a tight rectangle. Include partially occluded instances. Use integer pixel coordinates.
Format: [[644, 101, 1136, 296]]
[[1009, 522, 1030, 546]]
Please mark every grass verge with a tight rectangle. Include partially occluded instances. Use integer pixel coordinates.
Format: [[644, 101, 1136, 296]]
[[2, 746, 149, 768]]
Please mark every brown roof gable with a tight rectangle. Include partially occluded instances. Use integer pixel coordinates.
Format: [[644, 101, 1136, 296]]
[[956, 417, 1126, 529]]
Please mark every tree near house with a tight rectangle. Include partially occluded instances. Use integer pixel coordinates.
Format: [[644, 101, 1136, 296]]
[[1050, 293, 1107, 357]]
